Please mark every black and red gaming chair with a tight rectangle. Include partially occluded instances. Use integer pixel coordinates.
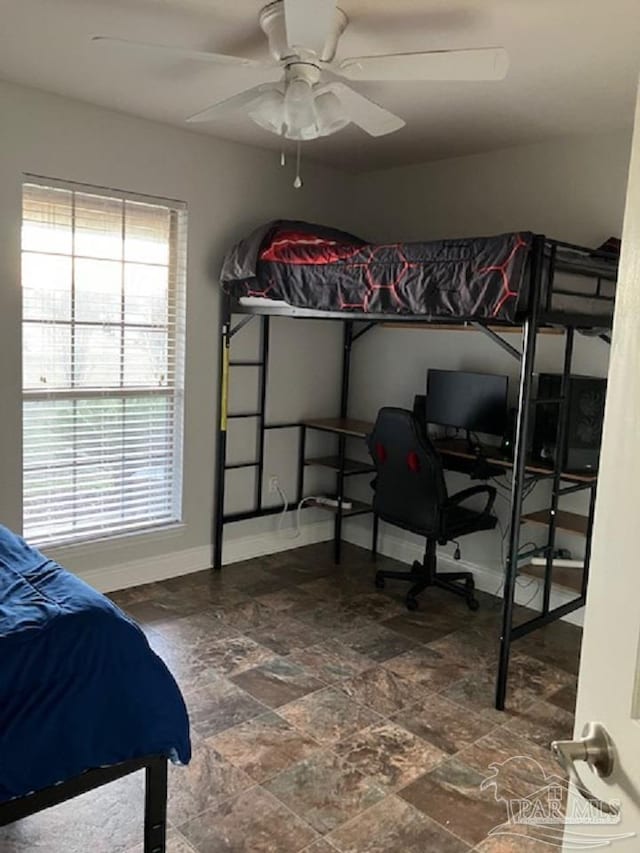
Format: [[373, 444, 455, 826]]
[[367, 407, 497, 611]]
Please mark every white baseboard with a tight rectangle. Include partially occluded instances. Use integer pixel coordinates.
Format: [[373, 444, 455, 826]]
[[77, 514, 583, 629], [343, 521, 584, 627], [77, 545, 212, 593], [77, 519, 333, 593], [222, 519, 333, 565]]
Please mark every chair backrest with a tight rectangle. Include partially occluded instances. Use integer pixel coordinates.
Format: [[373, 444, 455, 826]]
[[367, 407, 448, 537]]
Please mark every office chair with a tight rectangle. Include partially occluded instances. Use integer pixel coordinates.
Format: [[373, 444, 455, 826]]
[[367, 407, 497, 612]]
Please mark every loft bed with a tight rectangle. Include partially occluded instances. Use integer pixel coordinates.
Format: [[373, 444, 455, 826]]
[[214, 220, 618, 711], [221, 220, 617, 327], [0, 525, 191, 853]]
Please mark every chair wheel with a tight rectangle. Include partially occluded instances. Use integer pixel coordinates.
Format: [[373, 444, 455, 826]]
[[467, 597, 480, 612], [406, 596, 419, 611], [375, 572, 385, 590]]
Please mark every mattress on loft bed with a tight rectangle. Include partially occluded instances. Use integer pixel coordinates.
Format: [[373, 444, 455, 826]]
[[0, 525, 191, 804], [221, 221, 617, 325]]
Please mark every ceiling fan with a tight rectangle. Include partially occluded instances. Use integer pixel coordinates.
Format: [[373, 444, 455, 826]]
[[93, 0, 509, 144]]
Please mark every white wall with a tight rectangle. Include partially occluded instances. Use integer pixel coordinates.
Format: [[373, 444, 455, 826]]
[[0, 79, 356, 588], [0, 79, 632, 597], [342, 130, 632, 602], [351, 130, 632, 244]]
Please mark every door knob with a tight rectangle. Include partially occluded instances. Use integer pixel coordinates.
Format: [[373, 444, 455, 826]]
[[551, 722, 619, 816]]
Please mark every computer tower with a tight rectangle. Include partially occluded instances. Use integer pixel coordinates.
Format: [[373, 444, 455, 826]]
[[533, 374, 607, 472]]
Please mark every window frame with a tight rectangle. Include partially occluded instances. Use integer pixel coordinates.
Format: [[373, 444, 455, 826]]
[[21, 175, 187, 548]]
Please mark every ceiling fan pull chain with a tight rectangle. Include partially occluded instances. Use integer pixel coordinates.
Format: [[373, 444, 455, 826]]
[[294, 141, 303, 189], [280, 150, 286, 167]]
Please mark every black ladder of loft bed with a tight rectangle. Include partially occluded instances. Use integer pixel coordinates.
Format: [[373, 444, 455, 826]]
[[214, 300, 302, 571], [213, 301, 377, 571]]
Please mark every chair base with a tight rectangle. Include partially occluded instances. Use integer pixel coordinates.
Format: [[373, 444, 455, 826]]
[[374, 539, 479, 612]]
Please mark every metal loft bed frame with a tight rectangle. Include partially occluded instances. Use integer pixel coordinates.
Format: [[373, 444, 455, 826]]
[[213, 234, 617, 711]]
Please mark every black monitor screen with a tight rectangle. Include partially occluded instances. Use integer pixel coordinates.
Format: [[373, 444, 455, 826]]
[[425, 369, 508, 437]]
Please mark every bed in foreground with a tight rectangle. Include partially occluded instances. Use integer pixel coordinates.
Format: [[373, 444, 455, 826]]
[[0, 525, 190, 853]]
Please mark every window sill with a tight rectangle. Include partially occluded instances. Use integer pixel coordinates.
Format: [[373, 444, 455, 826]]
[[44, 521, 187, 562]]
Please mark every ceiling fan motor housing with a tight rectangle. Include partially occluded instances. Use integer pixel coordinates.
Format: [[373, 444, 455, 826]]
[[259, 0, 348, 64]]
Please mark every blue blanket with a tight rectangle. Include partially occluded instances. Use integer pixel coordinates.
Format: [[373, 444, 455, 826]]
[[0, 526, 191, 803]]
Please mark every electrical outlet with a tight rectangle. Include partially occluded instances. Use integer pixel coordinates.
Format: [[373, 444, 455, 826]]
[[268, 475, 279, 493]]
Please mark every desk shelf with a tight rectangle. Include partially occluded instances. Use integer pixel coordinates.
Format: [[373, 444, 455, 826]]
[[304, 417, 373, 438], [521, 509, 588, 536], [307, 498, 372, 518], [305, 456, 374, 475], [519, 561, 584, 594]]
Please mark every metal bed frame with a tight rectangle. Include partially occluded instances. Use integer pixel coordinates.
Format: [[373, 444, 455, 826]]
[[213, 234, 617, 710], [0, 755, 168, 852]]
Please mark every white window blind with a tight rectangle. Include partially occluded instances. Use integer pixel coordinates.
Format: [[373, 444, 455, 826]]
[[21, 177, 187, 546]]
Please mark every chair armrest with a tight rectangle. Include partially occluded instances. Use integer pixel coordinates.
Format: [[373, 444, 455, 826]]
[[447, 484, 496, 515]]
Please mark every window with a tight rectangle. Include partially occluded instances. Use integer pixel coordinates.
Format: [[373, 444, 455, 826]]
[[21, 177, 187, 546]]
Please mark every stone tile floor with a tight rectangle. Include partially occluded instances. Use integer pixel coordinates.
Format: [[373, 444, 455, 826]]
[[0, 542, 579, 852]]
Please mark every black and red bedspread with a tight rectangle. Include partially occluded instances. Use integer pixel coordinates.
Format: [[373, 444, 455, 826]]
[[221, 221, 533, 323]]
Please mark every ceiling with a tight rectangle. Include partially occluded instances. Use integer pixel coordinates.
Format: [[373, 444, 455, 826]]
[[1, 0, 639, 171]]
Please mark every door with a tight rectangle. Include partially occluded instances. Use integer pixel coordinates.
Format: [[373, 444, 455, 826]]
[[554, 78, 640, 849]]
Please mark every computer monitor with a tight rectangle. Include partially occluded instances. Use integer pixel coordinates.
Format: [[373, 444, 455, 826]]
[[425, 369, 508, 437]]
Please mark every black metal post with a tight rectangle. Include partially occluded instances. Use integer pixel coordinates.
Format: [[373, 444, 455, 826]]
[[297, 424, 307, 505], [144, 757, 168, 853], [334, 435, 346, 565], [545, 242, 557, 313], [542, 326, 575, 614], [340, 320, 354, 417], [334, 320, 354, 564], [495, 237, 544, 711], [213, 296, 232, 571], [371, 513, 379, 561], [255, 315, 270, 512], [581, 482, 598, 598]]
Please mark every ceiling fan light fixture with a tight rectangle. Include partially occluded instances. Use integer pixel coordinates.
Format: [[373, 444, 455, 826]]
[[284, 77, 317, 139], [314, 90, 349, 137], [248, 89, 285, 135], [284, 123, 318, 141]]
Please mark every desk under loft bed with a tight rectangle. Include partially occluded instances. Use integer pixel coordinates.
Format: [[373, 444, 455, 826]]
[[213, 221, 617, 711]]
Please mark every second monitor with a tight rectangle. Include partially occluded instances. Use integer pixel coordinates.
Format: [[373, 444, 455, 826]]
[[425, 369, 509, 438]]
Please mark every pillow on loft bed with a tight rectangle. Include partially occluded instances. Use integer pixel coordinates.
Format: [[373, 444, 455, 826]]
[[220, 220, 366, 292]]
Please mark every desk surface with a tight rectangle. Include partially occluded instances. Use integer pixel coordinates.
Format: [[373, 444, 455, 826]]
[[300, 423, 597, 484], [304, 417, 373, 438], [433, 437, 597, 484]]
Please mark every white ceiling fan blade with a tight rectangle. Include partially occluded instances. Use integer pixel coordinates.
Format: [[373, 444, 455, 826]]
[[186, 84, 277, 123], [284, 0, 336, 54], [325, 82, 405, 137], [92, 36, 268, 69], [338, 47, 509, 82]]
